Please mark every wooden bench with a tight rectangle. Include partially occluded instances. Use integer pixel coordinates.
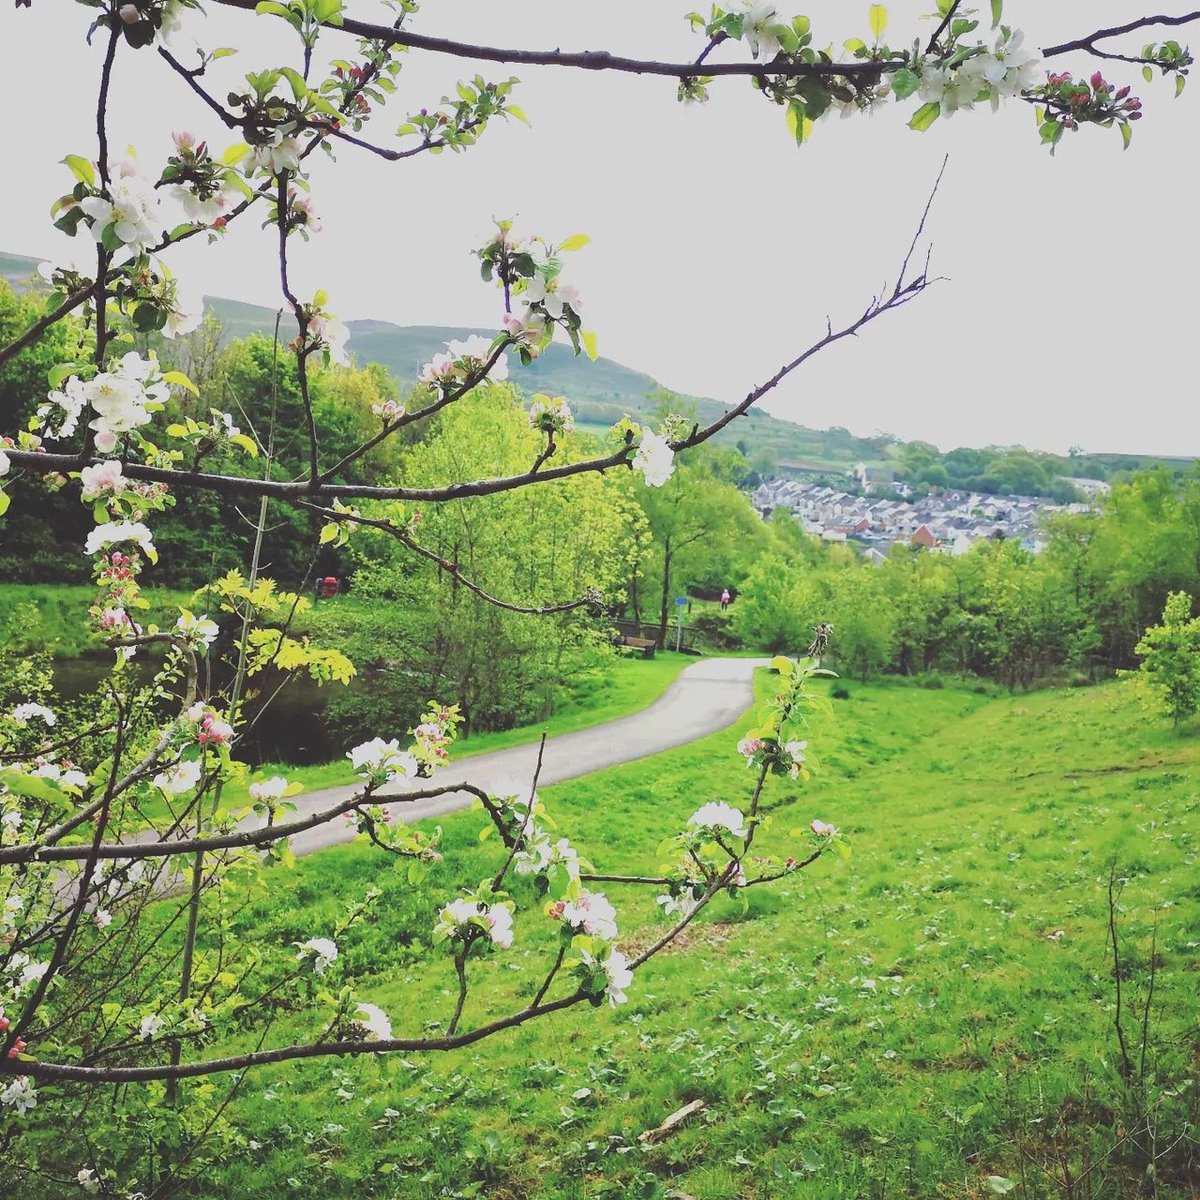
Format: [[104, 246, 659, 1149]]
[[618, 635, 657, 659]]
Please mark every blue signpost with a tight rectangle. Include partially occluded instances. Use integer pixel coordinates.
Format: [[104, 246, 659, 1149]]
[[674, 596, 687, 652]]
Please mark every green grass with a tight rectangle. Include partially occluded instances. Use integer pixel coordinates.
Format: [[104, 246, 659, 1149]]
[[0, 584, 192, 658], [70, 675, 1198, 1198]]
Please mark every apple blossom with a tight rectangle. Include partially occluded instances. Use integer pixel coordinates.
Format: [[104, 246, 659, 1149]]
[[93, 910, 113, 930], [79, 460, 125, 502], [152, 759, 202, 795], [307, 312, 350, 366], [559, 890, 618, 940], [1, 1075, 37, 1115], [354, 1002, 392, 1041], [85, 521, 156, 559], [522, 273, 581, 320], [810, 819, 839, 838], [0, 448, 9, 477], [78, 167, 162, 256], [633, 428, 676, 487], [446, 335, 509, 383], [347, 737, 418, 782], [9, 703, 57, 727], [742, 0, 784, 61], [249, 776, 289, 803], [688, 801, 749, 839], [77, 1168, 101, 1194], [244, 135, 302, 177], [528, 394, 574, 435], [295, 936, 339, 974], [175, 611, 219, 648], [138, 1013, 165, 1041]]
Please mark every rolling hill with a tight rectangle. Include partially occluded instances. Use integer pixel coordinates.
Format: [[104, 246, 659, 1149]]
[[3, 249, 1193, 482]]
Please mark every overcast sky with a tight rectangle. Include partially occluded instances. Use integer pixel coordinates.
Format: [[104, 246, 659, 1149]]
[[2, 1, 1197, 456]]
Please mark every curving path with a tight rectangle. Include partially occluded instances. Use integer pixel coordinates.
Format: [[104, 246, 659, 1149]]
[[273, 657, 767, 857]]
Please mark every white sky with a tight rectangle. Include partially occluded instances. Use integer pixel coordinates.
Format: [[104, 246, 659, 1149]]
[[1, 1, 1197, 456]]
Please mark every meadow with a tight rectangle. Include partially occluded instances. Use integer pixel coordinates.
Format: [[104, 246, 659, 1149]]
[[89, 674, 1199, 1200]]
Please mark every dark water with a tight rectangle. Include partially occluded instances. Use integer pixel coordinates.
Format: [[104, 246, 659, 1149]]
[[51, 655, 351, 766]]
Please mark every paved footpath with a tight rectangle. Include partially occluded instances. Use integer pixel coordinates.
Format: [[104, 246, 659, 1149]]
[[273, 657, 767, 857]]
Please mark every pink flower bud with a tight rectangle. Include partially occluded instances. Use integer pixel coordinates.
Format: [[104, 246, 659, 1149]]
[[172, 131, 197, 152], [1091, 71, 1105, 90]]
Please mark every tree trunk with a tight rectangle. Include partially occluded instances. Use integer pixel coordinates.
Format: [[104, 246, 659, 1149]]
[[658, 545, 673, 649]]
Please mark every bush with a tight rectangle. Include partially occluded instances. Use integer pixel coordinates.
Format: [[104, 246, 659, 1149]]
[[832, 687, 852, 700], [688, 608, 743, 652]]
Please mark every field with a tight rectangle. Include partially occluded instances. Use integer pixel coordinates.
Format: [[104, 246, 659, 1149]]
[[83, 675, 1198, 1200]]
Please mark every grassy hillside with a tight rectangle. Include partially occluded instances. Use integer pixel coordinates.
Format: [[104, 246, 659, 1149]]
[[28, 674, 1193, 1198]]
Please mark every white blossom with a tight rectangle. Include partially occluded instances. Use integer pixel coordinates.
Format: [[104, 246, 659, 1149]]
[[560, 890, 618, 940], [249, 776, 289, 803], [175, 611, 219, 648], [79, 460, 125, 502], [244, 135, 302, 176], [1, 1075, 37, 1115], [633, 428, 675, 487], [688, 801, 748, 839], [347, 738, 418, 783], [354, 1002, 392, 1041], [77, 1168, 101, 1194], [742, 1, 784, 61], [85, 521, 156, 559], [522, 273, 581, 320], [152, 759, 202, 795], [446, 335, 509, 383], [0, 449, 10, 478], [10, 703, 57, 727], [139, 1013, 165, 1041], [79, 168, 162, 256], [295, 936, 338, 974]]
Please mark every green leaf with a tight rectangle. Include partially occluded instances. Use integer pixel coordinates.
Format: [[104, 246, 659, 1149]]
[[891, 68, 920, 99], [1176, 74, 1187, 98], [987, 1180, 1016, 1196], [868, 4, 887, 42], [48, 363, 81, 390], [211, 47, 239, 59], [558, 233, 590, 253], [0, 767, 66, 804], [221, 142, 250, 166], [162, 370, 199, 397], [319, 523, 339, 544], [0, 489, 9, 518], [1120, 120, 1132, 150], [1144, 65, 1154, 83], [228, 433, 260, 457], [843, 37, 867, 54], [990, 0, 1003, 29], [62, 154, 96, 188], [908, 101, 941, 131], [582, 330, 599, 361]]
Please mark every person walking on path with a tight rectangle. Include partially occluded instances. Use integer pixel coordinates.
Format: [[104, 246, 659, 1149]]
[[720, 588, 731, 611]]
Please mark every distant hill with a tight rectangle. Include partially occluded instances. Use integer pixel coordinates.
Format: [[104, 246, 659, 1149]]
[[3, 249, 1193, 482]]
